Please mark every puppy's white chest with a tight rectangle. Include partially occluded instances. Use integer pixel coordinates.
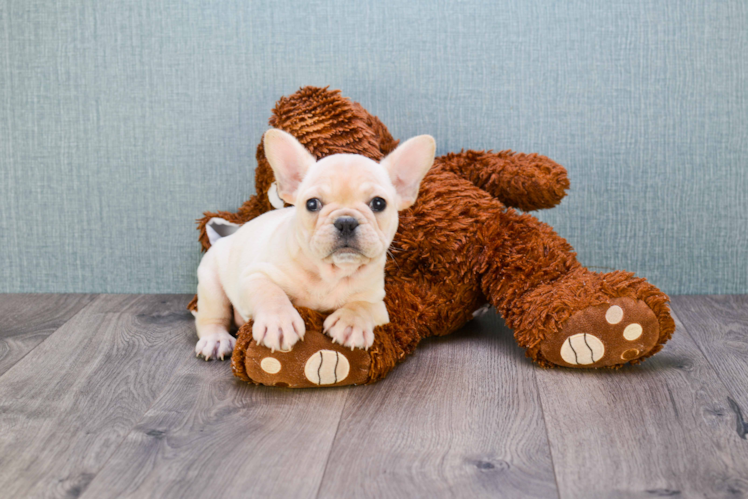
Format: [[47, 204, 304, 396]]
[[291, 274, 371, 312]]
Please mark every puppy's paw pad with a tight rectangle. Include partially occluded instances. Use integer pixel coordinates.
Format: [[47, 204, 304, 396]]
[[541, 297, 660, 368], [195, 332, 236, 361]]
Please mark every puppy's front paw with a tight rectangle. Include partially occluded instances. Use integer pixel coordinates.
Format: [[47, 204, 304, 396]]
[[195, 331, 236, 361], [323, 307, 375, 350], [252, 306, 305, 352]]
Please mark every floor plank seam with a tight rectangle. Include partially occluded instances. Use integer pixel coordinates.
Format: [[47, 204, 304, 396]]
[[0, 294, 100, 383], [532, 366, 563, 499], [76, 328, 198, 498], [670, 304, 748, 443], [315, 388, 352, 498]]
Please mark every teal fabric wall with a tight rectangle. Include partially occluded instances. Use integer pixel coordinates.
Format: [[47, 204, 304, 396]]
[[1, 0, 746, 294]]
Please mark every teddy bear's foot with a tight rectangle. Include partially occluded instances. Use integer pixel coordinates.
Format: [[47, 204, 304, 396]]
[[539, 297, 661, 368], [232, 328, 371, 388]]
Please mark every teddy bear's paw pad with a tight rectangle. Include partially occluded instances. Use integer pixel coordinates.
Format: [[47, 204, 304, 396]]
[[541, 297, 660, 368], [242, 330, 371, 388], [304, 350, 351, 385], [559, 334, 605, 365]]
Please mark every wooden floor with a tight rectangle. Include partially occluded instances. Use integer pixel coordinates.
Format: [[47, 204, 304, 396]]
[[0, 295, 747, 498]]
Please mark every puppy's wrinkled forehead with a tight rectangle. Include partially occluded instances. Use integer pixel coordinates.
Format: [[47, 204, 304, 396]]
[[302, 154, 391, 202]]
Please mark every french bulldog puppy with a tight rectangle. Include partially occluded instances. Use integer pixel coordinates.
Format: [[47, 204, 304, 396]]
[[194, 129, 436, 360]]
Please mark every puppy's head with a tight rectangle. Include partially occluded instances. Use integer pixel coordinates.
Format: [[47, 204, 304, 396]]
[[263, 128, 435, 267]]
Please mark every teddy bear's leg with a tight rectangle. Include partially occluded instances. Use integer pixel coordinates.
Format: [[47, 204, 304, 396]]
[[233, 325, 374, 388], [523, 270, 675, 368], [436, 150, 569, 211], [231, 283, 429, 387], [478, 208, 675, 368], [231, 311, 403, 388]]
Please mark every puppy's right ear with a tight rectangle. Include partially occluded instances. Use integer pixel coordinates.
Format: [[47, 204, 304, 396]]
[[381, 135, 436, 210], [263, 128, 316, 204]]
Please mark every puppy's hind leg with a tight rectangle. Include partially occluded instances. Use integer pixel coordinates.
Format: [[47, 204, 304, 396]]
[[194, 260, 236, 361]]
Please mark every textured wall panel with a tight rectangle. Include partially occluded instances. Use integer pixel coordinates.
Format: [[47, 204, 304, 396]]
[[1, 0, 746, 293]]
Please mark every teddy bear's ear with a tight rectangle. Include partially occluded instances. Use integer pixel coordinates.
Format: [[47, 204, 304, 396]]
[[205, 217, 241, 245], [380, 135, 436, 210], [263, 128, 316, 204]]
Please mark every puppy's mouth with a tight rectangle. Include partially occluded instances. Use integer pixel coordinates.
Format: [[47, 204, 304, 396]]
[[329, 243, 364, 257]]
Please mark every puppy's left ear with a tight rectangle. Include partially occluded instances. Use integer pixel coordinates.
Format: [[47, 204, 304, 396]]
[[263, 128, 317, 204], [380, 135, 436, 210]]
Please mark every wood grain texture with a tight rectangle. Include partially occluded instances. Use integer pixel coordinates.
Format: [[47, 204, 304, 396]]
[[83, 358, 349, 498], [3, 294, 747, 498], [0, 293, 95, 375], [0, 294, 195, 498], [535, 307, 748, 498], [671, 296, 748, 411], [317, 312, 558, 499]]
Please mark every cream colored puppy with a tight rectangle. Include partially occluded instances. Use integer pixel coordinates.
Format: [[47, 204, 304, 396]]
[[194, 129, 436, 360]]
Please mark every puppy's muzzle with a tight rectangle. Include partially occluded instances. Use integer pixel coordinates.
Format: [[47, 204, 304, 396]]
[[334, 217, 359, 238]]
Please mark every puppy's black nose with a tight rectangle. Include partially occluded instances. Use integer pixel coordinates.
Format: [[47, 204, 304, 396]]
[[334, 217, 359, 237]]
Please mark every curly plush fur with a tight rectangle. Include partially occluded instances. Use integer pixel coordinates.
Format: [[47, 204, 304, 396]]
[[189, 86, 675, 387]]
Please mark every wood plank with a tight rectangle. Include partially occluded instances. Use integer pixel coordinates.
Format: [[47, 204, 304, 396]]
[[671, 295, 748, 411], [535, 306, 748, 498], [0, 294, 195, 498], [0, 294, 95, 375], [317, 312, 559, 499], [83, 355, 349, 497]]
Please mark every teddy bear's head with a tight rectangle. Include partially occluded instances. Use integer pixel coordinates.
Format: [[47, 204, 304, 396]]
[[253, 87, 400, 211]]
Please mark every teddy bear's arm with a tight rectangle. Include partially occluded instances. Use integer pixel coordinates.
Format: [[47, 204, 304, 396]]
[[196, 194, 270, 252], [436, 150, 570, 211], [231, 280, 430, 387]]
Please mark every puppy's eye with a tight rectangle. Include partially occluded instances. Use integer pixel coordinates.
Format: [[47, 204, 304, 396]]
[[305, 198, 322, 212], [369, 197, 387, 212]]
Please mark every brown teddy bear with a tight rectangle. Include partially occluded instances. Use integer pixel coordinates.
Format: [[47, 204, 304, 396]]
[[189, 86, 675, 388]]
